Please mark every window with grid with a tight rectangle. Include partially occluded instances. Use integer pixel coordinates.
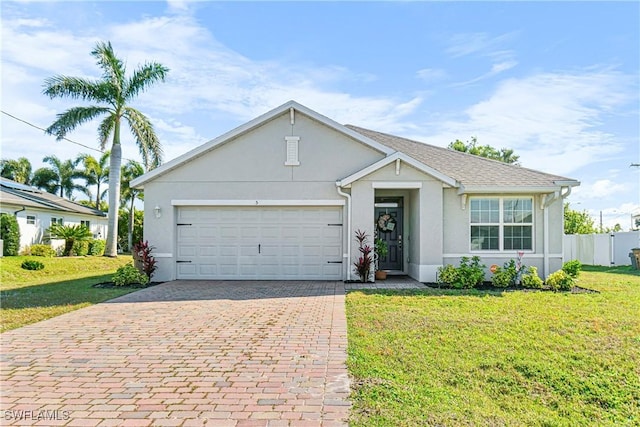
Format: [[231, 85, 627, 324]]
[[470, 198, 533, 251], [80, 220, 91, 229], [50, 217, 63, 226], [27, 215, 36, 225]]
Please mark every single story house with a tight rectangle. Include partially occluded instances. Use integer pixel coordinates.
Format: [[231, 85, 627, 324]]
[[0, 177, 108, 253], [132, 101, 579, 283]]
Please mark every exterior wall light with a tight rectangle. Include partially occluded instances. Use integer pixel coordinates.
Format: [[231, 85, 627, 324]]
[[154, 205, 161, 218]]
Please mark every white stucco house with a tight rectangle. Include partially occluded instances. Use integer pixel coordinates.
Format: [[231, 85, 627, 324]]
[[0, 177, 108, 253], [132, 101, 579, 283]]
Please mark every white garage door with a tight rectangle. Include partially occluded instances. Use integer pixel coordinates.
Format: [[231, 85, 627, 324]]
[[176, 206, 343, 280]]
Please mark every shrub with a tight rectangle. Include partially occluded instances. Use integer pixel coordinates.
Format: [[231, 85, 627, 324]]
[[491, 267, 513, 288], [562, 259, 582, 279], [22, 244, 56, 257], [72, 240, 89, 256], [0, 214, 21, 256], [437, 264, 459, 286], [47, 224, 92, 256], [88, 239, 106, 256], [437, 256, 485, 289], [352, 230, 373, 282], [546, 270, 574, 292], [132, 240, 158, 280], [457, 256, 486, 288], [21, 259, 45, 271], [521, 266, 544, 289], [113, 263, 149, 287]]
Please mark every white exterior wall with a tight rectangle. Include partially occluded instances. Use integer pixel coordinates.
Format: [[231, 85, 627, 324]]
[[0, 205, 107, 253]]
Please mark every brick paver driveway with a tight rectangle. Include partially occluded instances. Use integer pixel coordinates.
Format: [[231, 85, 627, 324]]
[[1, 281, 350, 426]]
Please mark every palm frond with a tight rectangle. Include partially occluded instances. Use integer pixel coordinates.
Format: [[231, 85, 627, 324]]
[[91, 41, 125, 99], [42, 76, 114, 104], [123, 107, 163, 169], [124, 62, 169, 100], [45, 106, 111, 140], [98, 115, 116, 150]]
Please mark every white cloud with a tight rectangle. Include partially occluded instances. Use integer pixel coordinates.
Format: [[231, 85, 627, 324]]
[[416, 68, 447, 81], [573, 179, 629, 199]]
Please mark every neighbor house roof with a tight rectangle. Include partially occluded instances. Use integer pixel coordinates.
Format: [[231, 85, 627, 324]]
[[0, 178, 106, 217], [346, 125, 579, 192]]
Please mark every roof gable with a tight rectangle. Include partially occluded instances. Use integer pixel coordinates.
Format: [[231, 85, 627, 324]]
[[132, 100, 394, 188]]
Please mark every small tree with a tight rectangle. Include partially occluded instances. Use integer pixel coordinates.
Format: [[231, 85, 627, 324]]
[[47, 224, 92, 256], [0, 214, 21, 256], [564, 203, 597, 234]]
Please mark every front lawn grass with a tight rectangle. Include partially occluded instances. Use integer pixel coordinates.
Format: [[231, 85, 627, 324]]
[[1, 255, 134, 332], [346, 267, 640, 426]]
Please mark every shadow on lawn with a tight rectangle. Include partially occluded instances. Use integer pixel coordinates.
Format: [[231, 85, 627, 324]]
[[0, 274, 135, 309], [582, 265, 640, 276], [353, 287, 507, 298]]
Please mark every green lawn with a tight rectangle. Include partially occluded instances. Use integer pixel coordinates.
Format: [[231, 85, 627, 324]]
[[1, 255, 134, 332], [347, 266, 640, 426]]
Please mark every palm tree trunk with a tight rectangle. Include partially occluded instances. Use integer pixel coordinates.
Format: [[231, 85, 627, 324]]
[[128, 197, 135, 251], [104, 124, 122, 257], [95, 182, 101, 210]]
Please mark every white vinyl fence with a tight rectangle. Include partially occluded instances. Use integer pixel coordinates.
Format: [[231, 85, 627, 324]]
[[564, 231, 640, 266]]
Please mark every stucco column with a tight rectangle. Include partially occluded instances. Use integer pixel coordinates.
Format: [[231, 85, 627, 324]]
[[350, 181, 375, 281]]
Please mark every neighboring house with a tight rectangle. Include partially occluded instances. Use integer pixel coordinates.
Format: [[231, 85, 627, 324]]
[[0, 177, 108, 252], [132, 101, 579, 283]]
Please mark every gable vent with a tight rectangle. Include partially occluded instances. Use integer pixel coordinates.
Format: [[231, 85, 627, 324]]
[[285, 136, 300, 166]]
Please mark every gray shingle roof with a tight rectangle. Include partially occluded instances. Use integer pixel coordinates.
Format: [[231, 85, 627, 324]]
[[0, 178, 106, 217], [346, 125, 578, 189]]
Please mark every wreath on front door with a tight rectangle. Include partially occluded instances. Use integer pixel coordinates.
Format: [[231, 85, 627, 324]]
[[377, 213, 397, 232]]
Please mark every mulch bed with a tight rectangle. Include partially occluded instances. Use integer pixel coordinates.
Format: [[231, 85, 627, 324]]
[[92, 282, 163, 289], [423, 282, 599, 293]]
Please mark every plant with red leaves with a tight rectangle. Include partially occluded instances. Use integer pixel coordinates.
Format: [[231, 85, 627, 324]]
[[132, 240, 158, 280], [353, 229, 373, 282]]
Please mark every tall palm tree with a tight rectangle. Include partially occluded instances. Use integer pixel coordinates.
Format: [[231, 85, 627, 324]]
[[31, 155, 84, 199], [0, 157, 33, 184], [120, 160, 145, 251], [43, 41, 168, 257], [77, 151, 110, 210]]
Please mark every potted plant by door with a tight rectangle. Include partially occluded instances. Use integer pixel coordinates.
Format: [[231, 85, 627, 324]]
[[374, 238, 389, 280]]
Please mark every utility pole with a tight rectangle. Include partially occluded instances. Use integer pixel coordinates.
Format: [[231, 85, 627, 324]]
[[600, 210, 603, 233]]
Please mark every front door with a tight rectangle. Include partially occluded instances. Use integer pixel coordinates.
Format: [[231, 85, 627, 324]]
[[375, 203, 403, 271]]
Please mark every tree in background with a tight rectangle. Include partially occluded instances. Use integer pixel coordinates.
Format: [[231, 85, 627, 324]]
[[31, 155, 84, 199], [564, 203, 597, 234], [0, 157, 33, 184], [77, 151, 110, 210], [43, 41, 168, 257], [0, 214, 21, 256], [120, 160, 145, 251], [449, 137, 520, 165], [47, 223, 92, 256]]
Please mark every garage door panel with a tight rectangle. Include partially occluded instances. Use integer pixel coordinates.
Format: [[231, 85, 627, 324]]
[[176, 206, 343, 280]]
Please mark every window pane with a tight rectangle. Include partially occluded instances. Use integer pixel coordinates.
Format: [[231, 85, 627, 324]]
[[504, 199, 533, 223], [471, 225, 499, 250], [504, 225, 532, 250], [470, 198, 499, 223]]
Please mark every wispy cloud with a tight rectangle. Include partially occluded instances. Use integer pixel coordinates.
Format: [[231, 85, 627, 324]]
[[416, 68, 447, 82]]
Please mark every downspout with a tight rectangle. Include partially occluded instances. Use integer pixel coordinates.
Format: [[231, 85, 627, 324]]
[[13, 206, 26, 216], [336, 184, 352, 281]]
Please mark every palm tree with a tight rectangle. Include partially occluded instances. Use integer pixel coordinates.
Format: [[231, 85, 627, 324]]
[[120, 160, 145, 251], [0, 157, 33, 184], [31, 155, 84, 198], [43, 41, 168, 257], [77, 151, 110, 210], [47, 223, 92, 256]]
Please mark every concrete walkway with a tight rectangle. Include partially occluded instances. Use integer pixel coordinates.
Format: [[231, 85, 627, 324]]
[[0, 281, 350, 426]]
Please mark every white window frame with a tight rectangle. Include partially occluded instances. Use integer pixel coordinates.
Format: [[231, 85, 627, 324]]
[[469, 197, 534, 252], [26, 215, 36, 225], [80, 220, 91, 229], [284, 136, 300, 166], [50, 217, 63, 226]]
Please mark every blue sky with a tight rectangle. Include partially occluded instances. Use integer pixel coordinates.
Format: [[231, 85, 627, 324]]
[[1, 1, 638, 229]]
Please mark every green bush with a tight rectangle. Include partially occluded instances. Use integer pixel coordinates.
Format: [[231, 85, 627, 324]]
[[546, 270, 574, 292], [88, 239, 106, 256], [521, 266, 544, 289], [562, 259, 582, 279], [113, 263, 149, 287], [1, 214, 21, 256], [437, 256, 485, 288], [437, 264, 459, 286], [72, 240, 90, 256], [22, 244, 56, 257], [491, 268, 513, 288], [21, 259, 45, 271]]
